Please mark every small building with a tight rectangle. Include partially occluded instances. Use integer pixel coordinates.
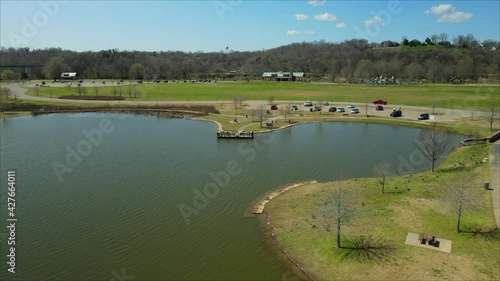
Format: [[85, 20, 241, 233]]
[[262, 71, 305, 81], [60, 72, 77, 80]]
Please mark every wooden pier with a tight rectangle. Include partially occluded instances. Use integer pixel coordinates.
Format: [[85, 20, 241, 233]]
[[217, 130, 254, 139]]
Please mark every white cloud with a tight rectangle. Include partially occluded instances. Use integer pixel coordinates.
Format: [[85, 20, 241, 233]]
[[424, 4, 473, 23], [295, 14, 308, 20], [286, 30, 315, 35], [313, 13, 337, 21], [336, 22, 346, 28], [437, 11, 473, 22], [364, 16, 382, 26], [308, 0, 326, 6], [287, 30, 301, 35], [424, 4, 454, 15]]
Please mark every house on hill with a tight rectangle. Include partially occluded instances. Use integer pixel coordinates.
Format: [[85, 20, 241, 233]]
[[262, 71, 304, 81]]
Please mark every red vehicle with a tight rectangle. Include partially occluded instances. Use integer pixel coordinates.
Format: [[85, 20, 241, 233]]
[[270, 105, 278, 110], [376, 105, 384, 111], [373, 99, 387, 105]]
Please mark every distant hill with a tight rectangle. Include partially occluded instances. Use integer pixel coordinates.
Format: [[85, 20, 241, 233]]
[[1, 37, 499, 83]]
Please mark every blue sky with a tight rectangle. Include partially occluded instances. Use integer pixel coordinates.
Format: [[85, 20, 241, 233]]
[[1, 0, 499, 52]]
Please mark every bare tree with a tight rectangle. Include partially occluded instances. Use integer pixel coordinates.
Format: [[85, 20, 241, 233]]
[[283, 104, 289, 123], [268, 96, 275, 105], [259, 104, 264, 127], [0, 87, 9, 113], [439, 32, 448, 43], [430, 34, 439, 44], [481, 105, 499, 132], [374, 162, 391, 194], [443, 177, 481, 232], [318, 97, 323, 115], [415, 130, 450, 172], [233, 96, 239, 115], [94, 85, 99, 96], [322, 185, 355, 249]]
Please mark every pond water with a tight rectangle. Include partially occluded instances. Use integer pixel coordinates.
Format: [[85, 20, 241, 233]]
[[0, 114, 464, 280]]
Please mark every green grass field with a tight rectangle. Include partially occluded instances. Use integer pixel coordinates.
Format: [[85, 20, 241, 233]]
[[265, 144, 499, 280], [26, 81, 500, 109]]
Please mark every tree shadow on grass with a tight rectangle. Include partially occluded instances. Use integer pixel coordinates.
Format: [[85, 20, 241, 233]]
[[340, 236, 398, 263], [462, 225, 500, 242]]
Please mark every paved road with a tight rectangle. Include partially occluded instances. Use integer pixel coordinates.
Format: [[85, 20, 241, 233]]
[[489, 140, 500, 228], [4, 83, 482, 123]]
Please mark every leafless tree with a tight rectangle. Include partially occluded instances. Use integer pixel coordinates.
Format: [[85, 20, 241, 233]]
[[443, 177, 481, 232], [0, 87, 9, 113], [94, 85, 99, 96], [283, 104, 289, 123], [268, 96, 275, 105], [259, 104, 264, 127], [374, 162, 391, 193], [430, 34, 439, 44], [481, 105, 499, 132], [439, 32, 448, 43], [415, 130, 450, 172], [322, 185, 355, 249], [233, 96, 239, 115], [318, 97, 323, 115]]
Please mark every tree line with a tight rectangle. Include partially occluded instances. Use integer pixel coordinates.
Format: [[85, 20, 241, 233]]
[[0, 35, 499, 83]]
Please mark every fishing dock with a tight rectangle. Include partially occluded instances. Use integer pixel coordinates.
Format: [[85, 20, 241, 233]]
[[217, 130, 254, 139]]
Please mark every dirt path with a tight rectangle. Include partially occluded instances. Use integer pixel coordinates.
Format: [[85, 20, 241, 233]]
[[489, 140, 500, 228]]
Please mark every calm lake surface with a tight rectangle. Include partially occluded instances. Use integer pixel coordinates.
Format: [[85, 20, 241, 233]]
[[0, 114, 464, 280]]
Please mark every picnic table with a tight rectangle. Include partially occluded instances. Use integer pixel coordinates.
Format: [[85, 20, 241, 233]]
[[419, 232, 440, 247]]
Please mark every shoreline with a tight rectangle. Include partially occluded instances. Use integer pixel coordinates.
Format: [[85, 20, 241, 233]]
[[252, 181, 317, 214]]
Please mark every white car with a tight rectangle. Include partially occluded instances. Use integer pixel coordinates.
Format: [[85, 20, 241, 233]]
[[290, 105, 299, 111], [337, 107, 345, 113], [347, 104, 355, 108], [304, 101, 313, 107], [351, 108, 360, 114]]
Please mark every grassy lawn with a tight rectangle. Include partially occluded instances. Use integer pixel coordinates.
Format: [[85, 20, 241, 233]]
[[265, 144, 499, 280], [25, 81, 500, 109]]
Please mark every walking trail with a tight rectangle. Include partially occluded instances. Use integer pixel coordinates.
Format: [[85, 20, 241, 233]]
[[489, 140, 500, 228]]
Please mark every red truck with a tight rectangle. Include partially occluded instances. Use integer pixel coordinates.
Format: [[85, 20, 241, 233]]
[[373, 99, 387, 105]]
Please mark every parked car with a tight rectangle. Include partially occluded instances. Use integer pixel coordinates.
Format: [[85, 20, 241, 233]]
[[376, 105, 384, 111], [323, 102, 330, 106], [270, 105, 278, 110], [373, 99, 388, 105], [347, 104, 355, 108], [310, 106, 322, 112], [337, 107, 345, 113], [290, 105, 299, 111], [328, 107, 337, 112], [390, 110, 402, 117], [351, 108, 360, 114], [304, 101, 313, 107], [418, 113, 430, 120]]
